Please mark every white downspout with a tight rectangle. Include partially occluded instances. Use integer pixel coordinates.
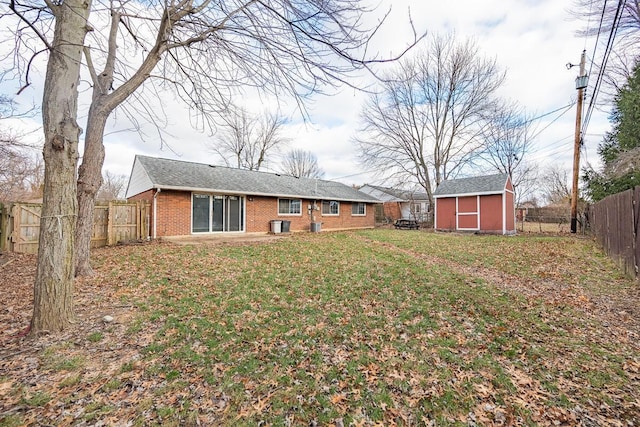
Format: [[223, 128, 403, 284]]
[[434, 197, 438, 229], [153, 188, 161, 239]]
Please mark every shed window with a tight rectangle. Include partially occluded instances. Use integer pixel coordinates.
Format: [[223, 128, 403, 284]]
[[322, 200, 339, 215]]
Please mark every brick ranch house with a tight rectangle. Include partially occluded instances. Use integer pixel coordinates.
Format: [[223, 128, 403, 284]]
[[125, 155, 379, 238], [433, 173, 516, 235]]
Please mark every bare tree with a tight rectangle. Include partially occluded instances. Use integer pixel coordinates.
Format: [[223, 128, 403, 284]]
[[280, 149, 325, 178], [539, 164, 572, 205], [7, 1, 421, 332], [96, 170, 127, 200], [477, 102, 538, 205], [573, 0, 640, 98], [0, 150, 43, 201], [8, 0, 421, 279], [0, 96, 43, 201], [210, 106, 289, 170], [355, 33, 506, 208]]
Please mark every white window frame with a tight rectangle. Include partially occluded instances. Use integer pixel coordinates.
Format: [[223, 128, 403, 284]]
[[322, 200, 340, 216], [191, 193, 245, 233], [278, 198, 302, 216], [351, 202, 366, 216]]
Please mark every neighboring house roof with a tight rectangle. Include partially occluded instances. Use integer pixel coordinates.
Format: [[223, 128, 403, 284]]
[[433, 173, 510, 197], [126, 155, 379, 203], [360, 184, 430, 203]]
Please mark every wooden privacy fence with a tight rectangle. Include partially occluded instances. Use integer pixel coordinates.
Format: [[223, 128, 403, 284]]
[[589, 186, 640, 280], [0, 201, 150, 254]]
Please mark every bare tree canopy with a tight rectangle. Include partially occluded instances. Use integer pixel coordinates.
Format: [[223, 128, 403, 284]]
[[210, 106, 290, 170], [573, 0, 640, 96], [539, 164, 572, 206], [0, 96, 44, 202], [8, 0, 422, 278], [476, 102, 538, 204], [96, 170, 127, 200], [6, 0, 422, 333], [280, 149, 325, 178], [0, 149, 43, 202], [355, 33, 506, 207], [574, 0, 640, 48]]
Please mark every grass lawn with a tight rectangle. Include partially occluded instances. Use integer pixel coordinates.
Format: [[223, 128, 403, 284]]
[[1, 230, 638, 426]]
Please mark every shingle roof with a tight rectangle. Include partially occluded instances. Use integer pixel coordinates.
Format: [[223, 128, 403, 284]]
[[433, 173, 509, 197], [363, 185, 430, 202], [131, 155, 379, 203]]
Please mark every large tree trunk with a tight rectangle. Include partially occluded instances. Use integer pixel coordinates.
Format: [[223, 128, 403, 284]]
[[31, 0, 91, 334], [75, 106, 107, 277], [74, 12, 167, 277]]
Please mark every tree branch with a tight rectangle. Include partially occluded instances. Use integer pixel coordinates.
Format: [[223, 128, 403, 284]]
[[9, 0, 53, 51]]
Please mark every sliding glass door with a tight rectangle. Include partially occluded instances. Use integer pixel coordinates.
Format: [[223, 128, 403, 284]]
[[192, 194, 211, 233], [226, 196, 242, 232], [212, 196, 224, 232], [192, 194, 244, 233]]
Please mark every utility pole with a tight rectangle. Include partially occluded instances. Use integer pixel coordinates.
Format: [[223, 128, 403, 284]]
[[570, 50, 587, 234]]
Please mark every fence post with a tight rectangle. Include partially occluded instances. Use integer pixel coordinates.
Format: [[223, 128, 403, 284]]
[[0, 203, 7, 252], [136, 201, 142, 240], [635, 187, 639, 278], [9, 203, 18, 253], [107, 201, 114, 246]]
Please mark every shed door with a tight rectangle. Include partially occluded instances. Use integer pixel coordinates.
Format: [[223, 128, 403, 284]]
[[457, 196, 479, 230]]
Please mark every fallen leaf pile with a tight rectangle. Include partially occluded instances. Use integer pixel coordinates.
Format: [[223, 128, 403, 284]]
[[1, 231, 638, 426]]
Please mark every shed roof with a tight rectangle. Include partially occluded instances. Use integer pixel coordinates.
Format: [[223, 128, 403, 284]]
[[433, 173, 510, 197], [126, 155, 379, 203]]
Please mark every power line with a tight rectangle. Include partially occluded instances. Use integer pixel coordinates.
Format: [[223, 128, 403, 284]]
[[528, 135, 574, 161], [587, 0, 609, 81], [582, 0, 626, 136], [524, 102, 575, 125], [529, 103, 575, 142]]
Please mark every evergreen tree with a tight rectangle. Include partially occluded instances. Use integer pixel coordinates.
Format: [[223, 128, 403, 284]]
[[583, 60, 640, 201]]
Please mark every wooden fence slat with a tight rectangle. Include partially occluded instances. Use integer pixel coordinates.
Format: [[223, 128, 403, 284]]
[[635, 187, 640, 278], [0, 201, 150, 254], [590, 187, 639, 280]]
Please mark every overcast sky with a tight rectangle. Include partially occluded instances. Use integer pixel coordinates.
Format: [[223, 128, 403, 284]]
[[3, 0, 611, 189]]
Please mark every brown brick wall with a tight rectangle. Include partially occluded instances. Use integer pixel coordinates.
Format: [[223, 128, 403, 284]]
[[316, 201, 374, 230], [246, 196, 282, 232], [156, 190, 191, 236], [383, 202, 402, 220], [250, 197, 375, 232], [132, 190, 375, 236]]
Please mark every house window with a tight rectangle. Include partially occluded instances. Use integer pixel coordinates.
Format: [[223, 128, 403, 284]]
[[352, 202, 366, 216], [278, 198, 301, 215], [412, 203, 421, 213], [322, 200, 339, 215]]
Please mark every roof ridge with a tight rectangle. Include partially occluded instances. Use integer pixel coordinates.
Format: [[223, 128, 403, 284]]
[[137, 154, 336, 183]]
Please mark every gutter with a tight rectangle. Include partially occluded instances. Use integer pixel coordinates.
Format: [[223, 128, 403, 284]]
[[151, 184, 378, 204]]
